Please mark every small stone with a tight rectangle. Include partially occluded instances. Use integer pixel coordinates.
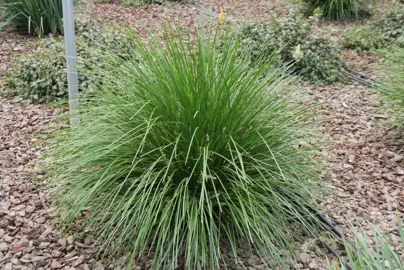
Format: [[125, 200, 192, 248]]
[[342, 163, 353, 169], [392, 155, 404, 162], [11, 258, 19, 265], [309, 259, 318, 269], [4, 263, 13, 270], [50, 260, 64, 269], [299, 252, 310, 264], [0, 242, 8, 251], [31, 256, 46, 262], [58, 238, 67, 248], [36, 216, 46, 224], [94, 262, 104, 270], [395, 167, 404, 175], [67, 235, 74, 245], [73, 256, 85, 267], [39, 242, 50, 248], [0, 201, 11, 210], [26, 205, 36, 213]]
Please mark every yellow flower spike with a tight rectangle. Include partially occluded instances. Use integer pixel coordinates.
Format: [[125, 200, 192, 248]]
[[219, 8, 225, 24], [295, 44, 301, 55]]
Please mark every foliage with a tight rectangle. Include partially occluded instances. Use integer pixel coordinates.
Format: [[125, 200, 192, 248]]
[[237, 22, 274, 62], [341, 6, 404, 50], [332, 216, 404, 269], [301, 0, 370, 21], [2, 20, 133, 102], [380, 46, 404, 127], [47, 26, 323, 269], [75, 18, 134, 57], [237, 13, 344, 83], [2, 39, 98, 102], [0, 0, 67, 37]]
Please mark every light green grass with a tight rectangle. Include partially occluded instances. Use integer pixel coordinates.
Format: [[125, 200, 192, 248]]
[[47, 26, 323, 269]]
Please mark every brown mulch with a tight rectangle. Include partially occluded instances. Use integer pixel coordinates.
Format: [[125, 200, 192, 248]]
[[1, 0, 403, 269], [0, 33, 33, 83], [81, 0, 289, 34], [312, 82, 404, 245], [80, 1, 198, 34], [197, 0, 288, 19]]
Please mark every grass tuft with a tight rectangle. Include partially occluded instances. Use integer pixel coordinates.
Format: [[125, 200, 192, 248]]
[[303, 0, 370, 21], [47, 25, 323, 269], [0, 0, 68, 37], [333, 216, 404, 269]]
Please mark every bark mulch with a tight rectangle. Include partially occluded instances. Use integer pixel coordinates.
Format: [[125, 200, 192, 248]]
[[1, 1, 403, 269]]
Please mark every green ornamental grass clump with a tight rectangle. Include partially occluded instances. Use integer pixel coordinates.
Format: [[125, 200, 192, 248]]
[[48, 26, 323, 269], [302, 0, 370, 21], [0, 0, 68, 37], [332, 217, 404, 270]]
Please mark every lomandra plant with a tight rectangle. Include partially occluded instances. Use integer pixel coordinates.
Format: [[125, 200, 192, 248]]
[[303, 0, 369, 20], [48, 26, 322, 269], [333, 217, 404, 269], [0, 0, 65, 37]]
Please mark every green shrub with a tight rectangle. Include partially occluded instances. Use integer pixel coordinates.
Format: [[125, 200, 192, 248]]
[[2, 39, 98, 102], [237, 22, 274, 62], [237, 13, 344, 83], [2, 20, 133, 102], [380, 46, 404, 127], [75, 18, 134, 57], [0, 0, 68, 37], [341, 7, 404, 50], [301, 0, 370, 21], [47, 26, 323, 269]]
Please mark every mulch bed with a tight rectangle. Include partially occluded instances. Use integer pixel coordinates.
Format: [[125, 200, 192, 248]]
[[0, 33, 33, 83], [0, 0, 403, 269]]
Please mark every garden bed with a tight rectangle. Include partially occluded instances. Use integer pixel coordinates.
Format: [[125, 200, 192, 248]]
[[0, 0, 403, 269]]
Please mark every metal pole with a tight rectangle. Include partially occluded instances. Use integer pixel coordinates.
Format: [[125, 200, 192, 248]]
[[62, 0, 79, 128]]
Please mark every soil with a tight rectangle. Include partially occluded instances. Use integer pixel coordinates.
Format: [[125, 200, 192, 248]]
[[0, 0, 403, 269], [0, 33, 33, 83]]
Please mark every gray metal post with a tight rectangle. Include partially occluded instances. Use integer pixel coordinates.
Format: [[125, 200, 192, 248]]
[[62, 0, 79, 128]]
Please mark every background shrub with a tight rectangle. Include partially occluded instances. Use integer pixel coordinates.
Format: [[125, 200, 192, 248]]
[[237, 12, 345, 83], [0, 0, 68, 37], [48, 26, 322, 269], [2, 20, 133, 102], [3, 39, 99, 102], [237, 22, 274, 63], [380, 46, 404, 127], [341, 6, 404, 50]]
